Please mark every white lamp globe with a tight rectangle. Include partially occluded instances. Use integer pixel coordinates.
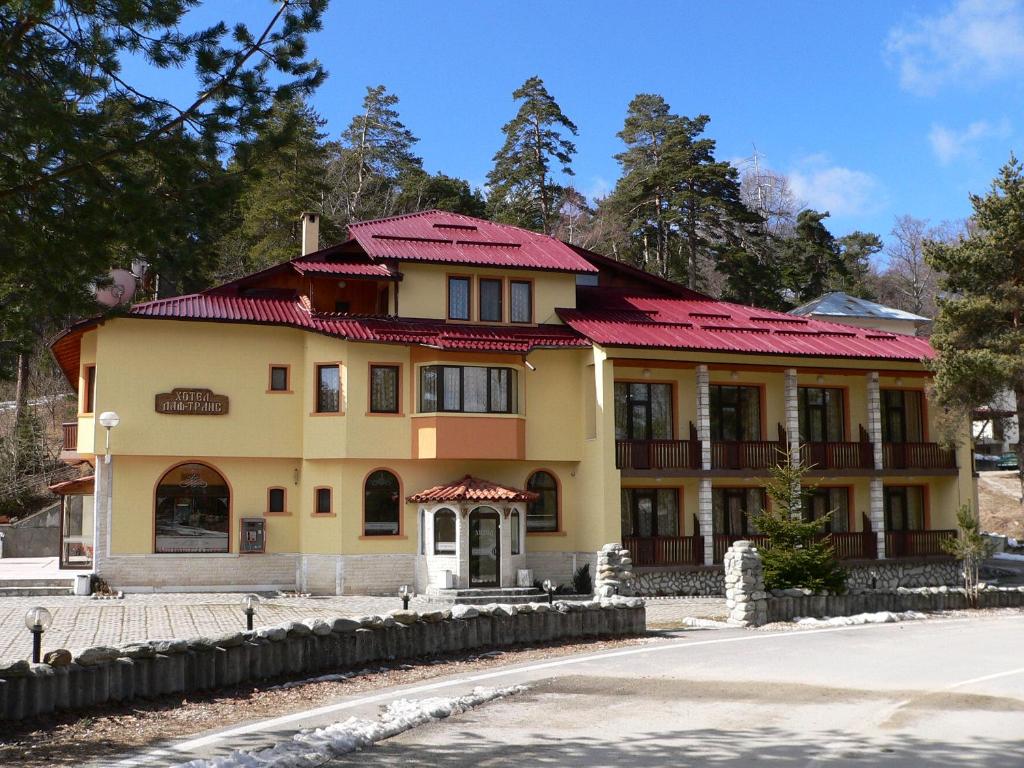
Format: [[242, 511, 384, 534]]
[[98, 411, 120, 429]]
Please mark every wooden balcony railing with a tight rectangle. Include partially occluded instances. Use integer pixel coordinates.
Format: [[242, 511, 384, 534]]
[[711, 441, 785, 470], [61, 421, 78, 452], [815, 531, 877, 560], [713, 534, 772, 563], [883, 442, 957, 470], [885, 529, 957, 558], [624, 535, 705, 567], [615, 439, 699, 470], [801, 442, 874, 470]]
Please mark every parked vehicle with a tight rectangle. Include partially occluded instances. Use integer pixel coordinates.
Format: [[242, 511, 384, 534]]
[[975, 453, 1000, 471], [997, 452, 1020, 470]]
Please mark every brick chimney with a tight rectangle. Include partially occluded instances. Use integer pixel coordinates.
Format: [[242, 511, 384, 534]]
[[300, 212, 320, 256]]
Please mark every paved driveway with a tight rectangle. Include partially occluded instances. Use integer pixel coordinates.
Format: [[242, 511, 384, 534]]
[[0, 593, 726, 661], [118, 611, 1024, 767]]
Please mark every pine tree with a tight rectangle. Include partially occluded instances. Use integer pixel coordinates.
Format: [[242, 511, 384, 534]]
[[752, 456, 848, 593], [218, 97, 335, 277], [487, 76, 578, 234], [927, 155, 1024, 499], [393, 170, 487, 218], [607, 94, 680, 276], [324, 85, 423, 226]]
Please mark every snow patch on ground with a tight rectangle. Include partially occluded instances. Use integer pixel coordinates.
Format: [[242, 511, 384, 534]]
[[176, 685, 527, 767], [794, 611, 928, 627], [993, 551, 1024, 562], [679, 617, 730, 629]]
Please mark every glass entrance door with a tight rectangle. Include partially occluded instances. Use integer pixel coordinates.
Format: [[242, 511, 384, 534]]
[[469, 507, 500, 587]]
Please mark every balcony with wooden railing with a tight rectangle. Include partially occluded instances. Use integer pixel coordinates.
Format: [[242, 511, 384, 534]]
[[615, 439, 699, 471], [61, 421, 78, 452], [885, 529, 957, 558], [710, 441, 785, 471], [882, 442, 957, 471], [801, 427, 874, 471], [624, 535, 705, 567]]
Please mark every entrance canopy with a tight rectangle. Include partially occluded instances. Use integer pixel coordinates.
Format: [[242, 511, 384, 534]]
[[407, 475, 538, 504]]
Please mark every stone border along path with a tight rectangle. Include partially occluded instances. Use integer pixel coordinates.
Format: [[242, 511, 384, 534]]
[[0, 593, 728, 662]]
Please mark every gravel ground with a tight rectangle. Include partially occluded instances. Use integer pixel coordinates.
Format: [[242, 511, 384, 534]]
[[0, 635, 655, 768]]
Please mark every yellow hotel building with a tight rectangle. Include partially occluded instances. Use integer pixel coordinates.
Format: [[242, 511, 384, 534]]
[[50, 211, 976, 594]]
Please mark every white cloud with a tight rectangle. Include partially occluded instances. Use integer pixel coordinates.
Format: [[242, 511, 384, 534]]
[[928, 118, 1012, 164], [584, 176, 611, 202], [787, 156, 883, 218], [886, 0, 1024, 94]]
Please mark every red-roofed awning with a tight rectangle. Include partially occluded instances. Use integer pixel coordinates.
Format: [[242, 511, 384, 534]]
[[49, 476, 95, 495], [407, 475, 538, 504]]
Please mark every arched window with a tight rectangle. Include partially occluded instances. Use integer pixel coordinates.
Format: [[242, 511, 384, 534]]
[[155, 463, 229, 553], [364, 470, 400, 536], [526, 471, 558, 532], [433, 508, 456, 554], [510, 510, 521, 554]]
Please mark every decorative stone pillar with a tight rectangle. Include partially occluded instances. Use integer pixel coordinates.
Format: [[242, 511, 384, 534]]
[[595, 543, 634, 597], [870, 477, 886, 559], [92, 459, 111, 579], [866, 372, 886, 559], [866, 371, 883, 469], [784, 368, 800, 468], [696, 364, 711, 470], [696, 364, 715, 565], [724, 540, 767, 626], [699, 478, 714, 565]]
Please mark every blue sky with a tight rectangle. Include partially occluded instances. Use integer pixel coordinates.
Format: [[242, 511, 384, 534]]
[[128, 0, 1024, 248]]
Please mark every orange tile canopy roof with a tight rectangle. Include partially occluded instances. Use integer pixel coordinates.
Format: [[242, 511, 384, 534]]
[[406, 475, 539, 504], [49, 475, 95, 495]]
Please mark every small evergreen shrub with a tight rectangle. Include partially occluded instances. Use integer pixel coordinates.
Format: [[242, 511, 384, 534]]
[[751, 453, 847, 594], [572, 562, 592, 595]]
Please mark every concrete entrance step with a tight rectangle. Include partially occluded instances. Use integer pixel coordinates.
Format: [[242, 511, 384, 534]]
[[0, 578, 77, 588], [0, 585, 74, 597], [436, 587, 539, 598]]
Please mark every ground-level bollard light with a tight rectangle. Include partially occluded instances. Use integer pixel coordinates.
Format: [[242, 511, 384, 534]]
[[242, 594, 260, 631], [543, 580, 556, 605], [25, 607, 52, 663], [399, 584, 411, 610]]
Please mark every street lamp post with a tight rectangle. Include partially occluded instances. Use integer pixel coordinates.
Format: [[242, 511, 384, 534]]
[[399, 584, 411, 610], [94, 412, 120, 575], [98, 411, 120, 464], [242, 594, 260, 631], [543, 579, 557, 605], [25, 607, 52, 663]]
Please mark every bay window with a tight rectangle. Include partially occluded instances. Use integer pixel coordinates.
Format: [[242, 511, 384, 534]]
[[419, 365, 518, 414]]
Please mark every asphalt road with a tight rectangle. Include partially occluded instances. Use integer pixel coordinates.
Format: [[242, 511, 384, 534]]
[[113, 613, 1024, 767]]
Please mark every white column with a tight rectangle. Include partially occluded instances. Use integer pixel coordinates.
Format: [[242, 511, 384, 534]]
[[456, 505, 468, 588], [92, 458, 112, 577], [870, 477, 886, 559], [696, 364, 714, 565], [696, 365, 711, 470], [699, 478, 714, 565], [866, 372, 886, 558], [784, 368, 800, 467]]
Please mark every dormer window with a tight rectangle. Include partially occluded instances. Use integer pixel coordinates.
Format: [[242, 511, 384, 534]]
[[510, 280, 532, 324], [479, 278, 503, 322], [448, 276, 470, 320]]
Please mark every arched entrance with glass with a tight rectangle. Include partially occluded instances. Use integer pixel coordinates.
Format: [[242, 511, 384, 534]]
[[154, 462, 230, 553], [408, 475, 535, 591]]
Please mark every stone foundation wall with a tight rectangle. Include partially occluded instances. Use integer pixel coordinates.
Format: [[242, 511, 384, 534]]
[[766, 585, 1024, 623], [844, 559, 960, 589], [103, 553, 299, 592], [632, 566, 724, 596], [0, 599, 646, 722]]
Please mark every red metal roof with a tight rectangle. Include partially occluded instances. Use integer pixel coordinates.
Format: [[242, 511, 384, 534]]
[[346, 210, 598, 273], [407, 475, 539, 504], [292, 261, 395, 278], [559, 290, 935, 361], [126, 293, 587, 353]]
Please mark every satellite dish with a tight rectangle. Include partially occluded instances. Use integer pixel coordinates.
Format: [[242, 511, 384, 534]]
[[95, 269, 138, 308]]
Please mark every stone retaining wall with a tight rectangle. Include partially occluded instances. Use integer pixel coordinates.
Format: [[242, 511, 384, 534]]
[[628, 558, 960, 598], [632, 566, 724, 596], [766, 586, 1024, 623], [0, 599, 645, 722]]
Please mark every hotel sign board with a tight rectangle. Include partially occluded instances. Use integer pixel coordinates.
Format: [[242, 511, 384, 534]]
[[155, 388, 229, 416]]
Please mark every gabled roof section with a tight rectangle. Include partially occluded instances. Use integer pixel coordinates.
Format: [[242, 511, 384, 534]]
[[790, 292, 930, 323], [558, 293, 935, 362], [407, 475, 539, 504], [346, 210, 598, 273]]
